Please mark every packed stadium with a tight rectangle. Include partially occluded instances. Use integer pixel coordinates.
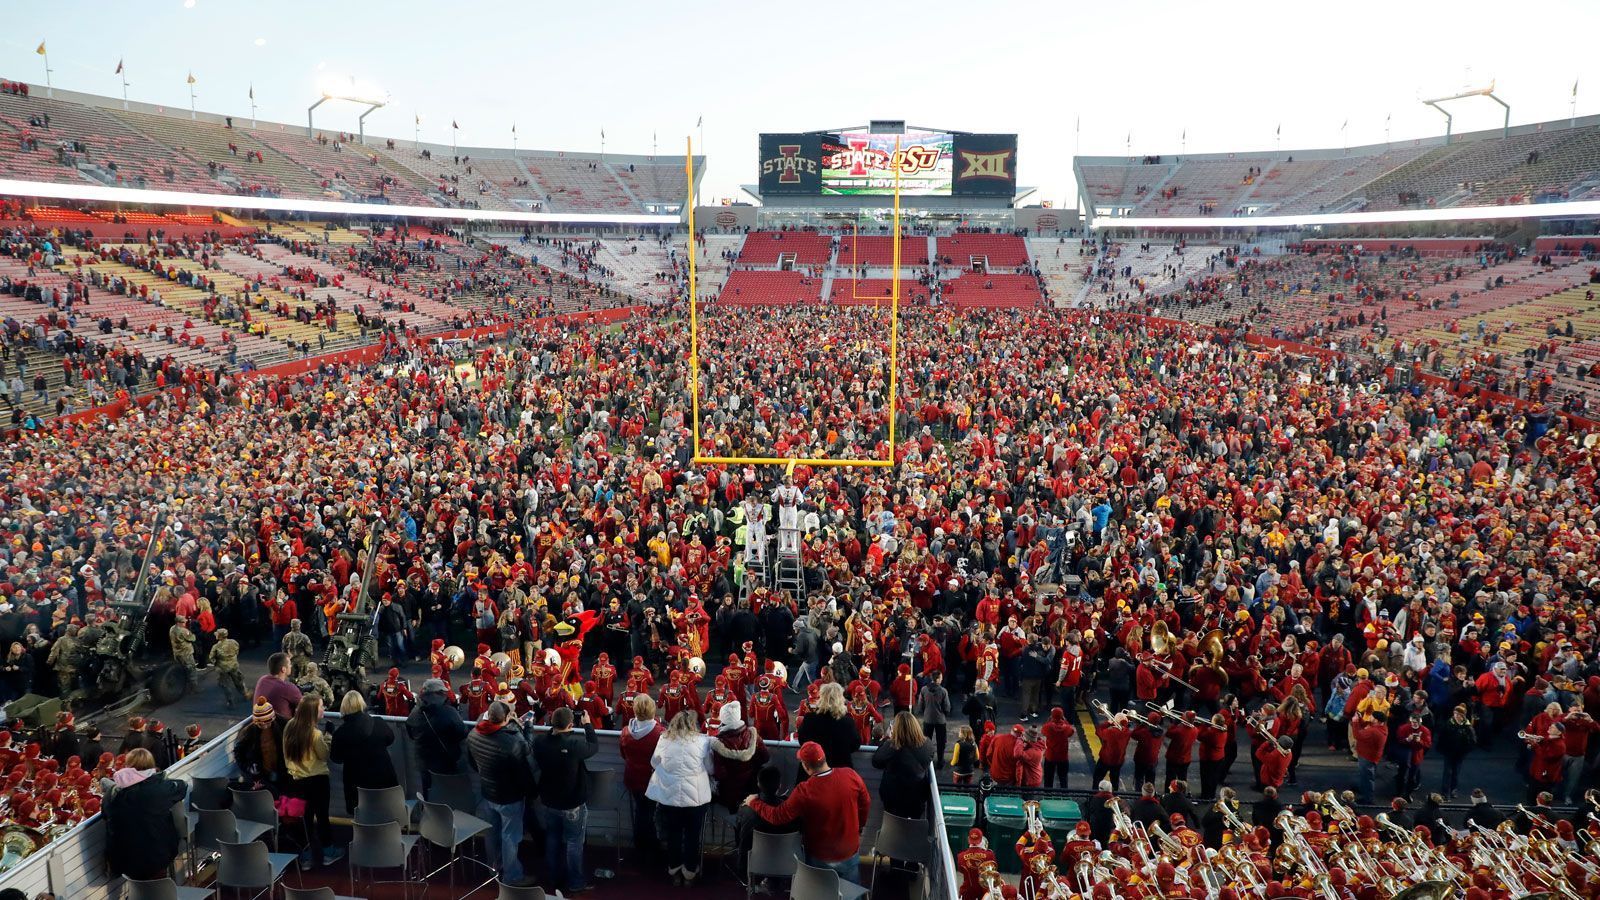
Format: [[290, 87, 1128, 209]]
[[4, 4, 1600, 900]]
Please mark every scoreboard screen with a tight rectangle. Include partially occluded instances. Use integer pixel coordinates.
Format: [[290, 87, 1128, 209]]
[[759, 129, 1016, 198]]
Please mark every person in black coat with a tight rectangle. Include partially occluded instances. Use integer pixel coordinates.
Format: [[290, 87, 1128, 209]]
[[406, 678, 470, 789], [871, 712, 935, 819], [1415, 793, 1449, 847], [795, 683, 861, 773], [104, 748, 186, 880], [330, 691, 400, 814], [1161, 781, 1200, 828], [1251, 786, 1285, 849]]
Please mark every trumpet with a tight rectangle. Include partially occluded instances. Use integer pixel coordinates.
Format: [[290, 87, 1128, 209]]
[[1111, 799, 1157, 871]]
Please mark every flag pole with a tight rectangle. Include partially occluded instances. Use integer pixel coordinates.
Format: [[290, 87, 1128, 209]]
[[250, 86, 257, 127], [40, 43, 52, 98], [1573, 79, 1580, 129], [187, 73, 197, 120], [119, 62, 129, 110]]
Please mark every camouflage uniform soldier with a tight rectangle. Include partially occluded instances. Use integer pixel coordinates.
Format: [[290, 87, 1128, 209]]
[[282, 619, 314, 680], [46, 625, 80, 698], [170, 614, 197, 686], [209, 627, 245, 708], [301, 662, 334, 709]]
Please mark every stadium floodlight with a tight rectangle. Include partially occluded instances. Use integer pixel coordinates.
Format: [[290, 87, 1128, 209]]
[[308, 79, 388, 146], [1421, 81, 1510, 143], [685, 136, 902, 471]]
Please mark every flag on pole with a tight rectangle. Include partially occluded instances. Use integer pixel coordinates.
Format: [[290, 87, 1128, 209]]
[[1181, 127, 1186, 141], [452, 120, 458, 129], [696, 115, 702, 128], [1575, 78, 1581, 99], [115, 59, 123, 75], [187, 72, 196, 84], [601, 128, 606, 140], [1276, 123, 1281, 136], [414, 113, 420, 125], [248, 84, 254, 101], [512, 122, 517, 135], [35, 42, 46, 56], [1341, 119, 1348, 130]]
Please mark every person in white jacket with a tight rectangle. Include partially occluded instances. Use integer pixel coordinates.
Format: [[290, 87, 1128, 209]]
[[646, 710, 715, 885]]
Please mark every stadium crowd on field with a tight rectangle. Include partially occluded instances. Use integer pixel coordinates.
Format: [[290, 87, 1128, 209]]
[[0, 235, 1598, 883]]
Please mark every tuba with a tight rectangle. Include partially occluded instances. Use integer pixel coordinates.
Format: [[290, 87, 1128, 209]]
[[1151, 620, 1174, 656], [1200, 628, 1226, 675]]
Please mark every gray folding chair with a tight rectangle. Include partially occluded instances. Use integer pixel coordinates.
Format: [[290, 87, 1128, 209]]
[[495, 882, 546, 900], [228, 788, 281, 851], [354, 785, 418, 831], [123, 875, 216, 900], [171, 799, 199, 877], [417, 799, 494, 896], [195, 808, 274, 855], [283, 886, 364, 900], [584, 767, 623, 869], [348, 820, 420, 899], [867, 812, 930, 895], [747, 830, 803, 900], [188, 775, 231, 811], [216, 839, 298, 900], [790, 856, 868, 900], [425, 769, 478, 815]]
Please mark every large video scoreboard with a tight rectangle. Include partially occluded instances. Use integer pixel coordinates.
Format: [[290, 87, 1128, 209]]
[[759, 128, 1017, 198]]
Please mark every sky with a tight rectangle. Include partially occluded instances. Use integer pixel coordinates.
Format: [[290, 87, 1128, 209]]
[[5, 0, 1600, 209]]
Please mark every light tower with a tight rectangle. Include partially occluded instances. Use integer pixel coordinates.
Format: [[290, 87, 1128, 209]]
[[307, 80, 388, 146]]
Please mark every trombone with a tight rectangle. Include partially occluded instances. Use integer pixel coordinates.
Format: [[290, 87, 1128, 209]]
[[1146, 700, 1228, 731], [1146, 656, 1200, 692]]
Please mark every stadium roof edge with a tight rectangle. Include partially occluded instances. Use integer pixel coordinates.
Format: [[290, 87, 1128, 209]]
[[0, 178, 681, 226], [1089, 199, 1600, 230], [1074, 112, 1600, 166]]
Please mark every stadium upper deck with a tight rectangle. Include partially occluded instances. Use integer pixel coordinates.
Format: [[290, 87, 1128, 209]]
[[1076, 113, 1600, 224], [0, 79, 699, 218]]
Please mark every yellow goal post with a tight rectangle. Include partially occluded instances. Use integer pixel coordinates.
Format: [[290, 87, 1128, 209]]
[[684, 135, 903, 470]]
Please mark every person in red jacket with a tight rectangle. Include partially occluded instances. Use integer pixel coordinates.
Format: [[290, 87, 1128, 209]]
[[990, 723, 1024, 786], [1394, 712, 1432, 800], [1197, 711, 1231, 799], [745, 741, 871, 885], [1164, 711, 1200, 790], [1093, 713, 1131, 791], [1255, 735, 1291, 791], [1560, 705, 1596, 803], [1131, 718, 1164, 791], [1529, 721, 1568, 804], [1474, 661, 1517, 737], [1015, 726, 1045, 789], [1041, 707, 1076, 788], [619, 694, 665, 863], [1352, 710, 1389, 803]]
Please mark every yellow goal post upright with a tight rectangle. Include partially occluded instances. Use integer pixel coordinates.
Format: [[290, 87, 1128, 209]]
[[684, 135, 902, 471]]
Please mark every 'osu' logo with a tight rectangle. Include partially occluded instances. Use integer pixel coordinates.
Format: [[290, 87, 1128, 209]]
[[958, 149, 1013, 181]]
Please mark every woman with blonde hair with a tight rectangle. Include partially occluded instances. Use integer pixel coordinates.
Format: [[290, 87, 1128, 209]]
[[283, 694, 343, 870], [872, 711, 934, 818], [646, 710, 714, 885], [330, 689, 398, 815], [619, 693, 665, 863], [797, 681, 860, 770]]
